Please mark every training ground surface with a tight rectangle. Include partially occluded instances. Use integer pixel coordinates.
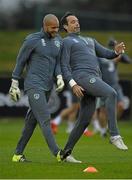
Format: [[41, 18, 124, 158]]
[[0, 118, 132, 179]]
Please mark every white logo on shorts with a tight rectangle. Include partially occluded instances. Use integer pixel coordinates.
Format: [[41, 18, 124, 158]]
[[34, 94, 40, 100], [89, 77, 96, 83]]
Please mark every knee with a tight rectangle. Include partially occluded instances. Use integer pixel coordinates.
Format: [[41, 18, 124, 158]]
[[79, 115, 90, 128], [26, 120, 37, 131], [31, 120, 37, 127], [109, 88, 117, 99], [39, 114, 51, 128], [25, 116, 37, 128], [83, 121, 90, 128]]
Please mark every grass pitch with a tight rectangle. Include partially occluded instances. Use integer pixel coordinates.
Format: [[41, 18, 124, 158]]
[[0, 118, 132, 179]]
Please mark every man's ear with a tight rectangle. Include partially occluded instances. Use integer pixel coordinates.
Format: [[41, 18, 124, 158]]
[[63, 24, 68, 31]]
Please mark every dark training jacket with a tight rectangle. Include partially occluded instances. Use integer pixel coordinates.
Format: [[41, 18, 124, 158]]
[[12, 29, 62, 91]]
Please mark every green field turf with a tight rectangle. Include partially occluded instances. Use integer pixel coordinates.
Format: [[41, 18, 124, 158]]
[[0, 118, 132, 179]]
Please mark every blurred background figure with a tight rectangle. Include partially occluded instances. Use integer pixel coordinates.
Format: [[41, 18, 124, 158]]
[[51, 92, 79, 134], [92, 38, 132, 137], [51, 91, 94, 137]]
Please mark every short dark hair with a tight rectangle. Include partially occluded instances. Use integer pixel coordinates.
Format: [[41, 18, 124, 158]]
[[60, 12, 74, 31]]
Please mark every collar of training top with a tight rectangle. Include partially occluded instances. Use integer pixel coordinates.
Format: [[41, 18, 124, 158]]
[[40, 28, 55, 39], [68, 32, 80, 37]]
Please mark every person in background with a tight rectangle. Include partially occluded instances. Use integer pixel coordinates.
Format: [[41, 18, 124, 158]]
[[51, 91, 94, 137], [93, 38, 132, 137]]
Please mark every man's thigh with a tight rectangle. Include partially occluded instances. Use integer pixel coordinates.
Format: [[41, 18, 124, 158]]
[[26, 89, 51, 122], [77, 76, 115, 97], [25, 108, 37, 124]]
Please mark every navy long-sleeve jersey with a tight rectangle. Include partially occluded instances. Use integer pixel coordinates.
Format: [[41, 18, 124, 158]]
[[12, 29, 62, 91], [61, 33, 118, 83]]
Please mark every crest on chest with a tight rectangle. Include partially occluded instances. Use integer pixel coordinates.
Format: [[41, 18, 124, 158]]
[[54, 40, 60, 48]]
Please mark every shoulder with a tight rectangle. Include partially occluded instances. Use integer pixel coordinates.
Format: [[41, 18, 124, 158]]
[[85, 36, 94, 43], [24, 32, 41, 47], [55, 34, 63, 41], [25, 32, 41, 40], [62, 36, 74, 45]]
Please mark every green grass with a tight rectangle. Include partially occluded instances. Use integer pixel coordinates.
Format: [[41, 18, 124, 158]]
[[0, 118, 132, 179]]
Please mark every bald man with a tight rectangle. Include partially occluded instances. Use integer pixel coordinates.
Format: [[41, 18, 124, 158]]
[[9, 14, 65, 162]]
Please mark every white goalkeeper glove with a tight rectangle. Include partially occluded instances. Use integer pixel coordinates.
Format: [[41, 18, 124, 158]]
[[56, 75, 65, 92], [9, 79, 21, 102]]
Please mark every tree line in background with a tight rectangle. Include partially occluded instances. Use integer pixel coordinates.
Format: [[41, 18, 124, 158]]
[[0, 0, 132, 30]]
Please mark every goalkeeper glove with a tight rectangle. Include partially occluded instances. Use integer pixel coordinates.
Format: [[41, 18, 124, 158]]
[[9, 79, 21, 102], [56, 75, 64, 92]]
